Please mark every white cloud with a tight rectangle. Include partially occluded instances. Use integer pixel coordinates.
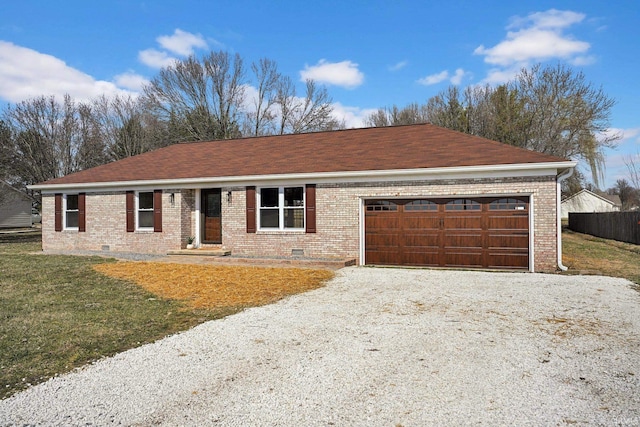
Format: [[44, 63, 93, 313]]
[[113, 71, 149, 91], [474, 28, 590, 66], [571, 55, 597, 66], [474, 9, 592, 85], [330, 102, 377, 128], [602, 127, 640, 145], [157, 28, 208, 56], [508, 9, 585, 30], [389, 61, 408, 72], [481, 66, 522, 85], [138, 29, 210, 69], [0, 41, 135, 103], [417, 68, 469, 86], [449, 68, 468, 85], [418, 70, 449, 85], [138, 48, 177, 68], [300, 60, 364, 89]]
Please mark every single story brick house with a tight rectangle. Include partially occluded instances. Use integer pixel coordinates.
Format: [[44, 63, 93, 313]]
[[30, 124, 576, 272]]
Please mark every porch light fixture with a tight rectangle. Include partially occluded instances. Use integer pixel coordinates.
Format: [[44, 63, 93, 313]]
[[227, 191, 232, 204], [170, 192, 175, 206]]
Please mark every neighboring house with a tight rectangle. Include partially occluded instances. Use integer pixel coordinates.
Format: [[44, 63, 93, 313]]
[[0, 180, 33, 228], [561, 189, 621, 219], [30, 124, 576, 272]]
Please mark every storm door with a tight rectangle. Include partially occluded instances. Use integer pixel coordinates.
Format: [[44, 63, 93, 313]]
[[202, 189, 222, 243]]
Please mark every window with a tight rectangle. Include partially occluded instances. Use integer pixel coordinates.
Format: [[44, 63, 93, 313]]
[[137, 191, 154, 229], [258, 186, 304, 230], [405, 200, 438, 211], [65, 194, 79, 229], [366, 200, 398, 211], [489, 198, 527, 211], [56, 193, 85, 232], [445, 199, 481, 211], [127, 190, 161, 233]]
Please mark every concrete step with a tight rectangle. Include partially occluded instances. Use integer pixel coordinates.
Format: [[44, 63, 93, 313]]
[[166, 249, 231, 257]]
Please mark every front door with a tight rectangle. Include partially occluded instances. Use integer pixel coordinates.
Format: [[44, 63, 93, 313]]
[[202, 189, 222, 243]]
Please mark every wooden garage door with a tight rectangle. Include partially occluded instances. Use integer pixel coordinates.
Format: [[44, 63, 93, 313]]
[[365, 197, 529, 269]]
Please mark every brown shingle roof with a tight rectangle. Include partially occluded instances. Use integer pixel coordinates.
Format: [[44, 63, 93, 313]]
[[37, 123, 569, 186]]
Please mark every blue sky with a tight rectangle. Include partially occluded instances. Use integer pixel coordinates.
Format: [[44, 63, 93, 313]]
[[1, 0, 638, 188]]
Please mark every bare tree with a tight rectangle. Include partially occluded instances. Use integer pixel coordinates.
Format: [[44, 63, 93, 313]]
[[425, 86, 468, 132], [204, 51, 245, 139], [411, 63, 620, 188], [0, 95, 106, 186], [625, 153, 640, 190], [75, 102, 108, 170], [245, 58, 280, 136], [512, 64, 619, 188], [0, 120, 13, 183], [364, 103, 429, 127], [274, 75, 297, 135], [608, 179, 640, 211], [275, 78, 341, 134], [92, 95, 161, 161], [143, 51, 246, 142]]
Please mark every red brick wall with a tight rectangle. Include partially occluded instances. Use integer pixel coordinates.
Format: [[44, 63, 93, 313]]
[[222, 176, 558, 272], [41, 175, 559, 271], [42, 190, 185, 254]]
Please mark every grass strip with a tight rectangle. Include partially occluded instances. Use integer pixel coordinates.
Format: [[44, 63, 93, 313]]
[[0, 235, 237, 398], [563, 229, 640, 287]]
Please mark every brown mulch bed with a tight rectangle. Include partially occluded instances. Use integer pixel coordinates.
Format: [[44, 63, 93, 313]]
[[93, 262, 334, 309]]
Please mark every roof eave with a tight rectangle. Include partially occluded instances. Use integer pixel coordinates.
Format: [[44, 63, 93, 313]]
[[29, 161, 577, 193]]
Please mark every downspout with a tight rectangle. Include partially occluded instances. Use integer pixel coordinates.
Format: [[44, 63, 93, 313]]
[[557, 167, 574, 271]]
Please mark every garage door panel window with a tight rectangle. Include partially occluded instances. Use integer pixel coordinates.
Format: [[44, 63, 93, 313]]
[[489, 198, 527, 210], [405, 200, 437, 211], [366, 201, 398, 211], [446, 199, 481, 211]]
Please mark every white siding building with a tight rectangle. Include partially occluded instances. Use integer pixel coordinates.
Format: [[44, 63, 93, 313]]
[[0, 181, 33, 228], [561, 189, 621, 219]]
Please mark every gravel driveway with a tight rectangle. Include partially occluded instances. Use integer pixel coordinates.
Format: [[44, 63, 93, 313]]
[[1, 267, 639, 426]]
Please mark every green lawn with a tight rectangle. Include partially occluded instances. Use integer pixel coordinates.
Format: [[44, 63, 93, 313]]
[[1, 229, 638, 400], [0, 231, 232, 399], [563, 228, 640, 287]]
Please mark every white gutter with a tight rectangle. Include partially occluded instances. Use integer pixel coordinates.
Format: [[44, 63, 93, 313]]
[[29, 161, 577, 193], [556, 167, 575, 271]]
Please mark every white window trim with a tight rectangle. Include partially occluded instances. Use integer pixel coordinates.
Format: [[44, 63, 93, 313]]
[[63, 194, 79, 231], [257, 186, 305, 231], [136, 190, 154, 231]]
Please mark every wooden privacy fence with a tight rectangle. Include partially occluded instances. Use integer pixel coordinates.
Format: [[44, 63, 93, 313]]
[[568, 212, 640, 245]]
